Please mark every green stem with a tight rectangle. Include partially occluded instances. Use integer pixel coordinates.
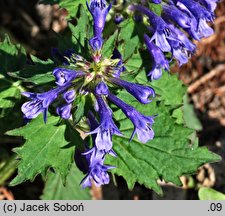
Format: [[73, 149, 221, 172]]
[[0, 154, 18, 186]]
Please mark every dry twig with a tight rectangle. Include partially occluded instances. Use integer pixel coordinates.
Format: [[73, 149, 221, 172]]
[[0, 187, 14, 200], [188, 64, 225, 94]]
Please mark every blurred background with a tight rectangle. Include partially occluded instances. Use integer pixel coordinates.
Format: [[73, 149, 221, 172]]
[[0, 0, 224, 200]]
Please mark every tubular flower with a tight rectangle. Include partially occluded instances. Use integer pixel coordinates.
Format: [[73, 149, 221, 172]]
[[89, 95, 121, 152], [162, 4, 191, 29], [81, 149, 114, 188], [95, 81, 109, 95], [173, 0, 214, 38], [56, 90, 76, 120], [80, 112, 116, 188], [87, 0, 111, 58], [20, 0, 219, 189], [129, 4, 180, 52], [87, 0, 111, 37], [111, 48, 126, 78], [56, 104, 72, 120], [53, 68, 85, 86], [128, 0, 218, 77], [109, 77, 155, 104], [22, 85, 70, 123], [108, 93, 155, 143], [151, 0, 162, 3], [144, 34, 169, 80]]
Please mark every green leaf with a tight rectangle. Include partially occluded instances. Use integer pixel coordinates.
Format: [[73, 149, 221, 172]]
[[172, 108, 184, 125], [125, 52, 143, 74], [105, 52, 220, 194], [198, 188, 225, 200], [0, 79, 21, 117], [122, 52, 186, 107], [41, 165, 91, 200], [72, 95, 85, 125], [0, 154, 18, 186], [0, 35, 26, 116], [61, 0, 86, 19], [106, 89, 220, 194], [0, 35, 26, 75], [0, 103, 23, 135], [151, 72, 186, 106], [40, 0, 60, 4], [6, 115, 79, 186], [148, 3, 162, 16], [183, 94, 202, 131], [13, 56, 55, 85], [40, 0, 86, 19], [118, 19, 139, 60], [102, 30, 118, 58], [68, 5, 90, 50], [172, 94, 203, 129]]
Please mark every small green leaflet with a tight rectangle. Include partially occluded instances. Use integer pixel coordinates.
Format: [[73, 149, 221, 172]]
[[41, 165, 91, 200], [40, 0, 86, 19], [7, 115, 79, 186], [55, 5, 91, 58], [148, 3, 162, 16], [0, 154, 18, 186], [150, 72, 186, 107], [102, 30, 118, 58], [118, 19, 139, 61], [68, 5, 90, 51], [0, 79, 21, 117], [198, 188, 225, 200], [13, 55, 55, 85], [182, 94, 203, 131], [0, 36, 26, 116], [0, 35, 26, 74]]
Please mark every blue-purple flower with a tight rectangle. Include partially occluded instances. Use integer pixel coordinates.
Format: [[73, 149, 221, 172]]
[[21, 86, 66, 123], [53, 68, 85, 86], [128, 0, 217, 75], [129, 4, 180, 52], [87, 0, 111, 37], [197, 0, 218, 12], [56, 90, 76, 119], [151, 0, 162, 3], [89, 95, 121, 152], [114, 14, 124, 24], [87, 0, 111, 60], [173, 0, 214, 38], [81, 113, 116, 188], [95, 81, 109, 95], [89, 36, 104, 53], [162, 4, 191, 29], [81, 149, 114, 188], [109, 77, 155, 104], [64, 90, 76, 104], [56, 104, 72, 119], [144, 34, 169, 80], [111, 48, 126, 77], [20, 0, 219, 189], [166, 23, 196, 54], [108, 93, 155, 143]]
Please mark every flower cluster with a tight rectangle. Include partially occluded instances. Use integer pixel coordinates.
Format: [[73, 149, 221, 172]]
[[21, 0, 156, 188], [129, 0, 218, 80]]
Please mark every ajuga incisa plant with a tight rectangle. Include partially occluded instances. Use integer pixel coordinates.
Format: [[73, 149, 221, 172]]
[[1, 0, 221, 195]]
